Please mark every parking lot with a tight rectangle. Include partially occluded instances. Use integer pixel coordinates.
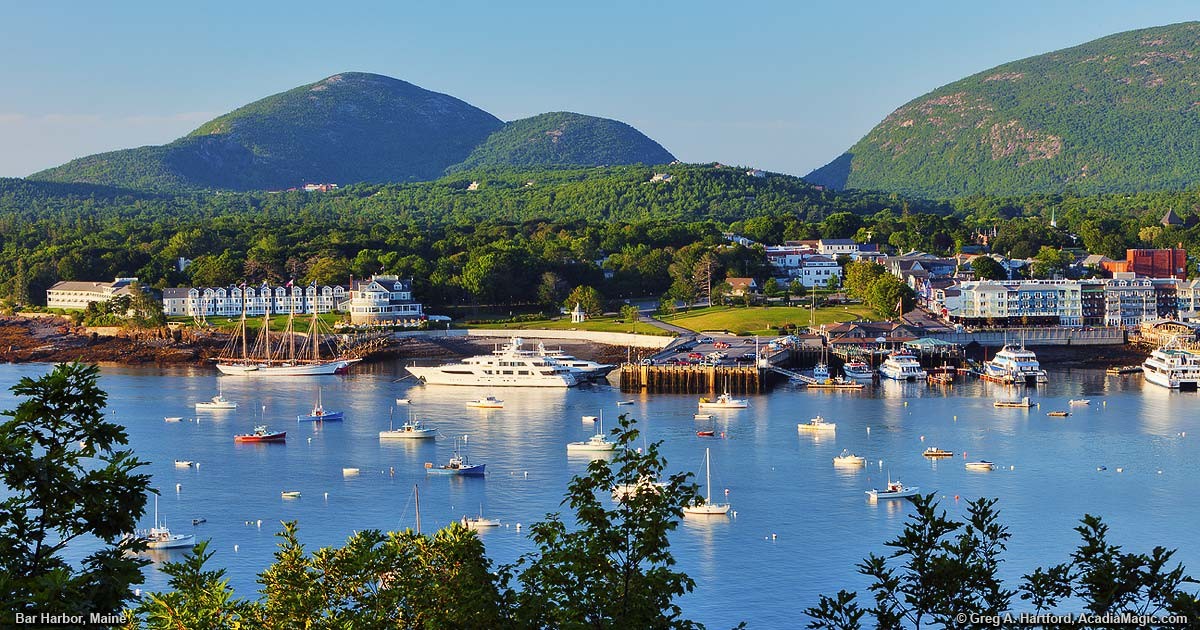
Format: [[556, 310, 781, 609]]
[[647, 333, 769, 367]]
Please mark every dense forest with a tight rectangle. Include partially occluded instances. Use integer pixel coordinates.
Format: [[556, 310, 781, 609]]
[[4, 164, 1200, 312], [808, 22, 1200, 197]]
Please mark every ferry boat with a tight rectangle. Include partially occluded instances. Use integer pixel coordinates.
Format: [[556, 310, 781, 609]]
[[214, 305, 360, 376], [879, 350, 927, 381], [982, 344, 1048, 385], [1142, 341, 1200, 390], [406, 338, 579, 387], [842, 361, 875, 380]]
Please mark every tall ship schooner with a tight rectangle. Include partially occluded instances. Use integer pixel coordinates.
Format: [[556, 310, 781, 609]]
[[214, 290, 361, 376]]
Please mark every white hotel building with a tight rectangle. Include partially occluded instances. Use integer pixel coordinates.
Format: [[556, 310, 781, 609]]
[[161, 283, 348, 317]]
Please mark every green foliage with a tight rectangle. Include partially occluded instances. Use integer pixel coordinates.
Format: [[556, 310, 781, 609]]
[[510, 413, 702, 629], [0, 363, 151, 624], [809, 22, 1200, 197], [32, 73, 504, 191], [841, 260, 886, 300], [807, 496, 1200, 630], [125, 541, 250, 629], [448, 111, 675, 172], [564, 285, 604, 316], [865, 274, 914, 318], [970, 256, 1007, 280]]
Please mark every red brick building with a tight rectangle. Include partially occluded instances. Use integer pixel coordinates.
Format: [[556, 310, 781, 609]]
[[1102, 248, 1187, 278]]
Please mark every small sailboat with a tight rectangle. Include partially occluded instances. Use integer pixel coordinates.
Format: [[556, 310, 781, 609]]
[[299, 388, 343, 421], [684, 448, 730, 516], [461, 505, 501, 530], [965, 461, 996, 471], [833, 449, 865, 467], [567, 412, 619, 452], [196, 383, 237, 410], [379, 407, 437, 440], [466, 396, 504, 409], [130, 493, 195, 550], [797, 415, 836, 432], [234, 425, 286, 443], [426, 437, 486, 476]]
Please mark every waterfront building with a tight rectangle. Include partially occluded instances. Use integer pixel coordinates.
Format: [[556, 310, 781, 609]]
[[46, 277, 139, 310], [952, 280, 1082, 327], [1176, 279, 1200, 320], [346, 275, 423, 324], [162, 283, 348, 317], [1101, 248, 1187, 278], [1102, 278, 1157, 327]]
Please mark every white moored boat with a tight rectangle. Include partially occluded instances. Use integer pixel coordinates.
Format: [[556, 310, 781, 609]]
[[866, 478, 919, 501], [407, 338, 579, 387], [1142, 339, 1200, 390], [130, 494, 195, 550], [833, 449, 866, 467], [533, 343, 616, 380], [797, 415, 836, 432], [1069, 399, 1091, 405], [879, 350, 926, 381], [994, 396, 1034, 408], [683, 448, 731, 516], [965, 461, 996, 471], [379, 408, 438, 440], [697, 391, 748, 409], [982, 344, 1048, 385], [466, 396, 505, 409], [196, 384, 237, 410], [567, 413, 618, 452]]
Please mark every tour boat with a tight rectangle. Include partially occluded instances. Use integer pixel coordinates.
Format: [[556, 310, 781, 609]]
[[425, 437, 485, 476], [965, 461, 996, 471], [196, 385, 237, 410], [993, 396, 1034, 408], [173, 460, 195, 468], [567, 415, 618, 452], [466, 396, 505, 409], [878, 350, 927, 381], [683, 448, 730, 516], [982, 344, 1048, 385], [298, 389, 343, 421], [214, 305, 360, 376], [797, 415, 836, 432], [922, 447, 954, 458], [812, 362, 830, 381], [833, 449, 866, 467], [1047, 411, 1070, 417], [1069, 399, 1091, 405], [1142, 340, 1200, 390], [234, 425, 286, 443], [866, 478, 919, 501], [281, 491, 301, 498], [842, 361, 875, 380], [406, 338, 579, 387], [697, 391, 748, 409], [131, 494, 195, 550], [461, 514, 502, 530]]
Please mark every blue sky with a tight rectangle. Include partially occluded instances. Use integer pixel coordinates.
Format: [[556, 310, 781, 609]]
[[1, 1, 1197, 178]]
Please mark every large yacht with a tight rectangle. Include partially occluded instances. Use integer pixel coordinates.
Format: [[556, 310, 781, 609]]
[[1142, 341, 1200, 390], [407, 338, 579, 387], [983, 344, 1048, 385], [531, 343, 616, 381], [879, 350, 927, 381]]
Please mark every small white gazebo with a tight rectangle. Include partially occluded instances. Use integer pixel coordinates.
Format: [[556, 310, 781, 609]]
[[570, 302, 586, 323]]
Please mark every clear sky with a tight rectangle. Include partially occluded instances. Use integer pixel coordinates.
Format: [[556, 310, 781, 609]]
[[1, 1, 1197, 178]]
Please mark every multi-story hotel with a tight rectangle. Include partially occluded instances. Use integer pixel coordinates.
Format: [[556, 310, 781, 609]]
[[161, 283, 348, 317], [46, 277, 140, 310]]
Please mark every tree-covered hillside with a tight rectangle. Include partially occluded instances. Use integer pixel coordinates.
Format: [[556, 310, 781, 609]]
[[808, 22, 1200, 197], [447, 112, 675, 172]]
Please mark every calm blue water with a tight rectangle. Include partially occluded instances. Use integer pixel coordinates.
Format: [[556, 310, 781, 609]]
[[3, 362, 1198, 628]]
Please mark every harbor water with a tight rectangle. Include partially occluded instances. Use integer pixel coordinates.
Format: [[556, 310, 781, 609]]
[[4, 362, 1198, 627]]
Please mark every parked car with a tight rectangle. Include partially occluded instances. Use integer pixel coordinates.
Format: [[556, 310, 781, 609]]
[[714, 341, 730, 349], [697, 337, 715, 344], [688, 352, 703, 359]]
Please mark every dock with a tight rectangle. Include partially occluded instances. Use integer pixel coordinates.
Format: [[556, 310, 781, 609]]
[[619, 364, 762, 394]]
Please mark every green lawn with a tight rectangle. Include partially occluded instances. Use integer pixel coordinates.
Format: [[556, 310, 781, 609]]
[[467, 316, 675, 336], [665, 304, 878, 335]]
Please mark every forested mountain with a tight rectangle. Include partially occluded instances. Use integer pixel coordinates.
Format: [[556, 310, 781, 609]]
[[28, 74, 678, 192], [807, 22, 1200, 197], [448, 112, 674, 172]]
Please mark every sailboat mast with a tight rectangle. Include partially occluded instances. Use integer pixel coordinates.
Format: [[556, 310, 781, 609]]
[[154, 492, 159, 528], [309, 312, 320, 362], [704, 448, 712, 503], [414, 484, 421, 534], [240, 286, 248, 361], [289, 292, 297, 361]]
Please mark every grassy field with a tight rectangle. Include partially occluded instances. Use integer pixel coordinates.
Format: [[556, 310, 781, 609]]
[[665, 304, 878, 335], [466, 316, 675, 336], [169, 312, 344, 333]]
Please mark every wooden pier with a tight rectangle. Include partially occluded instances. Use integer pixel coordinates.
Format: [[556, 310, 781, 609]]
[[619, 364, 762, 394]]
